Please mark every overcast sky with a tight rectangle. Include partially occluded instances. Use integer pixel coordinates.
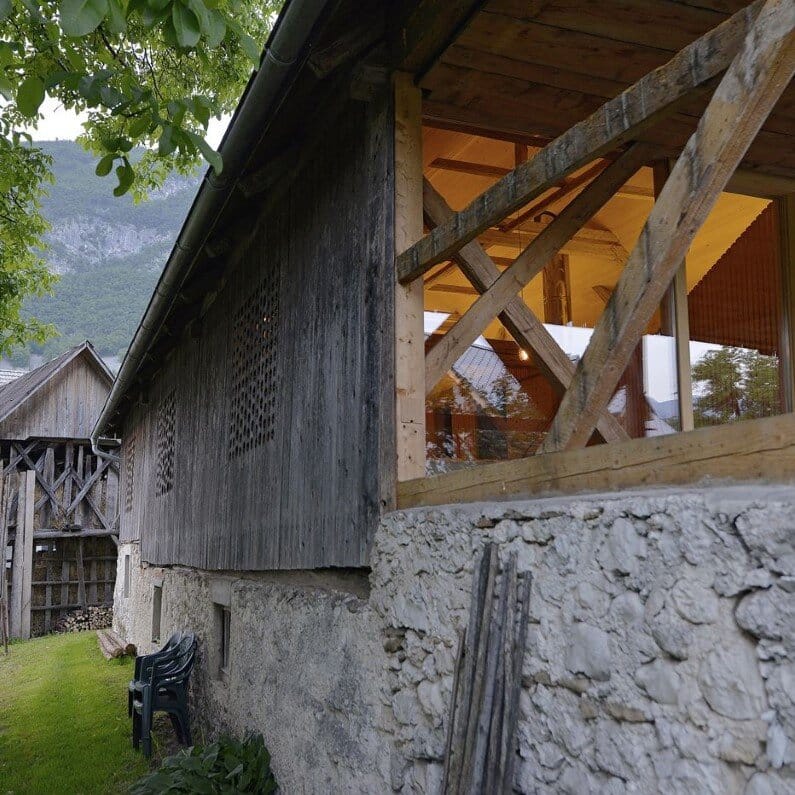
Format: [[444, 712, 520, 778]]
[[29, 98, 230, 147]]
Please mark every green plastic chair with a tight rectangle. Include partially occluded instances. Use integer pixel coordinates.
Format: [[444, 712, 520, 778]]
[[132, 635, 198, 757], [127, 630, 183, 717]]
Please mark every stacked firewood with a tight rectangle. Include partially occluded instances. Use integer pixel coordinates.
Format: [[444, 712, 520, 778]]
[[54, 605, 114, 633]]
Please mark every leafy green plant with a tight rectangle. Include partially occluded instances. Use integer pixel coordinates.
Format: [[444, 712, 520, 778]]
[[130, 733, 279, 795], [0, 0, 280, 354]]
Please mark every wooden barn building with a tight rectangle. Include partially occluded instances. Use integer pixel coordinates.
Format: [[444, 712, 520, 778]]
[[100, 1, 795, 791], [1, 342, 119, 640]]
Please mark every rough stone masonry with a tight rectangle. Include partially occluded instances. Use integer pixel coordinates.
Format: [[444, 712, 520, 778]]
[[116, 485, 795, 794]]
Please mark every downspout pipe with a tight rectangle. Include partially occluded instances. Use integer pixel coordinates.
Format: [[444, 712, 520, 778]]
[[91, 0, 331, 453]]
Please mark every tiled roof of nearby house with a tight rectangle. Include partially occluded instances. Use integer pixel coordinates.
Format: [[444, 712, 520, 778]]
[[0, 342, 112, 425], [0, 370, 26, 387]]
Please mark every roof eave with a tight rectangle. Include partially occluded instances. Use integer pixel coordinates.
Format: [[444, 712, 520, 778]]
[[92, 0, 335, 441]]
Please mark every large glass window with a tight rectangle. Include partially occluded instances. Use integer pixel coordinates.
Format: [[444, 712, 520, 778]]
[[686, 197, 783, 427], [421, 126, 790, 474]]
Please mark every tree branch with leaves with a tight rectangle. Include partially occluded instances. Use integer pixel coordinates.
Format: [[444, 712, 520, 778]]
[[0, 0, 278, 356]]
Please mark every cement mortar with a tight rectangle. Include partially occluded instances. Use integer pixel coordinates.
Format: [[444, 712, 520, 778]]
[[116, 485, 795, 793]]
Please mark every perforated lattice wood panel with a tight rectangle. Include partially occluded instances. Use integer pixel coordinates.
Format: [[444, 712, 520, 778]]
[[229, 270, 280, 459], [156, 391, 175, 496], [124, 434, 135, 513]]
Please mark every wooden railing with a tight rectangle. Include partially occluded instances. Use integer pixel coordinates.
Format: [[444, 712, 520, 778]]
[[393, 0, 795, 501]]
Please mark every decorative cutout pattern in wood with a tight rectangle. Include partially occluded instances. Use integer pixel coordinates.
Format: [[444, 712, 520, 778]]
[[124, 434, 135, 513], [156, 391, 175, 496], [229, 270, 280, 459]]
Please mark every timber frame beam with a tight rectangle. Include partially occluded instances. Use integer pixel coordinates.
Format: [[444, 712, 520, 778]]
[[397, 0, 767, 283], [396, 0, 795, 496], [541, 0, 795, 453], [397, 412, 795, 509], [423, 143, 653, 395], [422, 178, 629, 445]]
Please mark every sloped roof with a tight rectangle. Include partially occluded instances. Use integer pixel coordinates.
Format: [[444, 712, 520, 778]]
[[0, 341, 112, 425]]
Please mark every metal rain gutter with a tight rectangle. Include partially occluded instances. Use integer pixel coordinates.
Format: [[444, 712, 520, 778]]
[[91, 0, 331, 447]]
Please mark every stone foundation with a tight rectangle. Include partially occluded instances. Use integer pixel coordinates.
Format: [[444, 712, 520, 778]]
[[116, 485, 795, 793]]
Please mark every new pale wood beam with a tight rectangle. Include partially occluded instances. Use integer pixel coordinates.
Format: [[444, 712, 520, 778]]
[[424, 144, 652, 395], [423, 178, 629, 444], [394, 73, 426, 481], [540, 0, 795, 454], [396, 0, 765, 283]]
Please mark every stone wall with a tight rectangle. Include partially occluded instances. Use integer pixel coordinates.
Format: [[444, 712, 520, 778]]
[[116, 485, 795, 793], [114, 544, 391, 793]]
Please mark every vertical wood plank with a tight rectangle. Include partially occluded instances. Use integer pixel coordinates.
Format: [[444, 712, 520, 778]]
[[75, 539, 86, 608], [44, 580, 52, 634], [655, 161, 695, 432], [43, 446, 55, 528], [88, 557, 97, 605], [779, 193, 795, 412], [10, 471, 35, 639], [60, 557, 70, 614], [394, 71, 426, 482]]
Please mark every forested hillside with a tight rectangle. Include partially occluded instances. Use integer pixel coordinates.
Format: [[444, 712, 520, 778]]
[[12, 140, 199, 365]]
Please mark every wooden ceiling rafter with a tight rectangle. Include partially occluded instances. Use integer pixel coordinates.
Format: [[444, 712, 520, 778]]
[[389, 0, 492, 78], [539, 0, 795, 453], [397, 0, 766, 282]]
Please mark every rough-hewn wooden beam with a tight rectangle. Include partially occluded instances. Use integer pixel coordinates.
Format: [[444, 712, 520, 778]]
[[429, 157, 511, 178], [397, 412, 795, 509], [33, 528, 119, 540], [540, 0, 795, 453], [423, 178, 629, 445], [390, 0, 491, 77], [397, 0, 764, 282], [424, 144, 651, 394]]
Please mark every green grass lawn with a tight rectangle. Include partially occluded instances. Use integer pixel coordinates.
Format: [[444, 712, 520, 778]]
[[0, 631, 150, 795]]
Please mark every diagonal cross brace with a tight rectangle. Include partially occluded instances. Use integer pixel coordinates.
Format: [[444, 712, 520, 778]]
[[397, 0, 765, 281], [540, 0, 795, 453], [424, 144, 653, 395], [422, 178, 629, 445]]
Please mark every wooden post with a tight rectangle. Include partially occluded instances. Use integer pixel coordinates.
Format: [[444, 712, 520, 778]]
[[655, 161, 695, 433], [76, 539, 86, 608], [394, 72, 426, 481], [10, 470, 35, 639], [0, 464, 8, 653], [779, 194, 795, 412]]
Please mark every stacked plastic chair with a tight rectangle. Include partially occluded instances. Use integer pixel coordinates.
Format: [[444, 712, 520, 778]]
[[129, 631, 197, 758]]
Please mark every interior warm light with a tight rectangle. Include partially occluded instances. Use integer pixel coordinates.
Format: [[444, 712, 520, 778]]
[[518, 349, 530, 361]]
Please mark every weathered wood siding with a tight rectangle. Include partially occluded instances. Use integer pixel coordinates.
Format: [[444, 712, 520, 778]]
[[120, 84, 395, 569], [0, 361, 110, 440]]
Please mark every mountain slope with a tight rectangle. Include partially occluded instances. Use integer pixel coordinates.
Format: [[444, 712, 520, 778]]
[[14, 140, 199, 364]]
